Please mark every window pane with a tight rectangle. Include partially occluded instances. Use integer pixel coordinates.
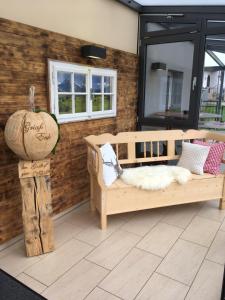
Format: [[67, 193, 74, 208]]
[[104, 95, 112, 110], [104, 76, 113, 93], [146, 22, 195, 33], [57, 71, 72, 92], [74, 73, 86, 92], [58, 95, 72, 114], [92, 75, 102, 93], [204, 53, 219, 67], [75, 95, 86, 113], [92, 95, 102, 111]]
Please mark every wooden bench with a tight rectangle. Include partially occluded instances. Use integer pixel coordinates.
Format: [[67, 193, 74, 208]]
[[84, 129, 225, 229]]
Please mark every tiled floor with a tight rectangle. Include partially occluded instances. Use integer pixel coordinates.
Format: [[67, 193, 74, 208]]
[[0, 200, 225, 300]]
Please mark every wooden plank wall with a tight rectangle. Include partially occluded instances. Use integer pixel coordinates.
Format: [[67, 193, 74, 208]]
[[0, 18, 138, 244]]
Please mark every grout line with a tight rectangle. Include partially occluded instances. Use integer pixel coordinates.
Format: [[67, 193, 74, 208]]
[[155, 271, 190, 287], [31, 250, 95, 289], [82, 262, 115, 300], [73, 214, 130, 248], [130, 257, 162, 300], [134, 246, 163, 259], [83, 215, 169, 300], [84, 205, 202, 283], [136, 225, 184, 261], [17, 272, 48, 288], [204, 257, 225, 266], [159, 202, 203, 231], [184, 218, 224, 299], [219, 221, 225, 231], [82, 227, 141, 261], [97, 287, 124, 300], [179, 237, 210, 249], [83, 258, 111, 272], [119, 211, 165, 238], [84, 228, 145, 277], [133, 270, 192, 300]]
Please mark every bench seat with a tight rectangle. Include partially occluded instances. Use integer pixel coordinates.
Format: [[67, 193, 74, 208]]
[[108, 173, 224, 190]]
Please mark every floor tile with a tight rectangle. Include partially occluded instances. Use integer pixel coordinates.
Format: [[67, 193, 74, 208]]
[[54, 220, 83, 247], [137, 222, 183, 257], [161, 203, 201, 229], [76, 215, 126, 247], [99, 248, 161, 300], [86, 230, 140, 270], [181, 216, 220, 247], [75, 201, 90, 214], [16, 273, 47, 294], [197, 200, 225, 222], [24, 239, 93, 286], [121, 209, 163, 236], [221, 218, 225, 231], [0, 241, 40, 276], [64, 209, 98, 229], [135, 273, 189, 300], [186, 260, 224, 300], [43, 260, 108, 300], [85, 287, 120, 300], [206, 230, 225, 264], [157, 239, 207, 285]]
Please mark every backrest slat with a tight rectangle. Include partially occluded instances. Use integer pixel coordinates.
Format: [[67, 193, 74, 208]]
[[143, 142, 146, 158], [84, 129, 210, 165]]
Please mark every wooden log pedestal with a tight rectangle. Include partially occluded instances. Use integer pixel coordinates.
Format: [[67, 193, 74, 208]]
[[18, 159, 54, 257]]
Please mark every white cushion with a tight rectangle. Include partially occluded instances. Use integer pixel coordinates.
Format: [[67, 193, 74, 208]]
[[100, 143, 121, 187], [178, 142, 210, 175]]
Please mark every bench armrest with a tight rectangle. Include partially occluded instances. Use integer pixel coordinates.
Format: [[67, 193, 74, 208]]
[[84, 138, 106, 190]]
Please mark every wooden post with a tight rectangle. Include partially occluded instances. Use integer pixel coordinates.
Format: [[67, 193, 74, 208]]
[[18, 159, 54, 257]]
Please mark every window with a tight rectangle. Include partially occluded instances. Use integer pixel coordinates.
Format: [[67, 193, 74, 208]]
[[49, 60, 117, 123]]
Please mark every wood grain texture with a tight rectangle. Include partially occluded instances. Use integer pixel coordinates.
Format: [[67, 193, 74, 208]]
[[20, 174, 54, 256], [0, 17, 138, 244]]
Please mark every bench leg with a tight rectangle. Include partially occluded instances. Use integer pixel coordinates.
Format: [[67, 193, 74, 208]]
[[220, 198, 225, 210], [90, 177, 96, 213], [100, 214, 107, 230]]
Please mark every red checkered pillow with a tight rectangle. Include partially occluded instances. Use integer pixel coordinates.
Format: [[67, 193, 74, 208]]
[[193, 140, 225, 175]]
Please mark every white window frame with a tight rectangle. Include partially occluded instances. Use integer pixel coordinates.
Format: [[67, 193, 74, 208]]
[[48, 60, 117, 123]]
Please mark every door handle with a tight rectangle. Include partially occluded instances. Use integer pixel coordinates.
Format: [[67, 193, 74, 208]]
[[192, 76, 197, 91]]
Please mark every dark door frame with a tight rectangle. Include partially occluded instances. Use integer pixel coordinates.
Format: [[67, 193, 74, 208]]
[[138, 32, 201, 129], [137, 12, 225, 130]]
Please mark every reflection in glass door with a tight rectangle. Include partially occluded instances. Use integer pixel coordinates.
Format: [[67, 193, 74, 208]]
[[199, 32, 225, 129], [142, 36, 198, 128]]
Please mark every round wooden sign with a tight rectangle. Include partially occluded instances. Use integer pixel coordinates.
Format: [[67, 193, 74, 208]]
[[4, 110, 59, 160]]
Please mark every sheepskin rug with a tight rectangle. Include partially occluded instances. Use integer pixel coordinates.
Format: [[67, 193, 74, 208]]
[[120, 165, 191, 190]]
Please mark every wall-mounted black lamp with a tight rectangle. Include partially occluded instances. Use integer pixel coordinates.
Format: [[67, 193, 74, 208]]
[[81, 45, 106, 59], [151, 62, 167, 71]]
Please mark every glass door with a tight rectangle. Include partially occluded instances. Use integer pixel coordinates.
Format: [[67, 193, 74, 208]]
[[198, 20, 225, 130], [139, 33, 200, 129]]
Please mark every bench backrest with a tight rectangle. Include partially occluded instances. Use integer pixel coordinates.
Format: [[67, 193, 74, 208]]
[[85, 129, 212, 165]]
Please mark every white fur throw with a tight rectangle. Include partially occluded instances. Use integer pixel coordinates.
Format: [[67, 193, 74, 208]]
[[120, 165, 191, 190]]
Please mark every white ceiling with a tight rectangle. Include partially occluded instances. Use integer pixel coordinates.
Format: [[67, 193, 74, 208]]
[[136, 0, 225, 5]]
